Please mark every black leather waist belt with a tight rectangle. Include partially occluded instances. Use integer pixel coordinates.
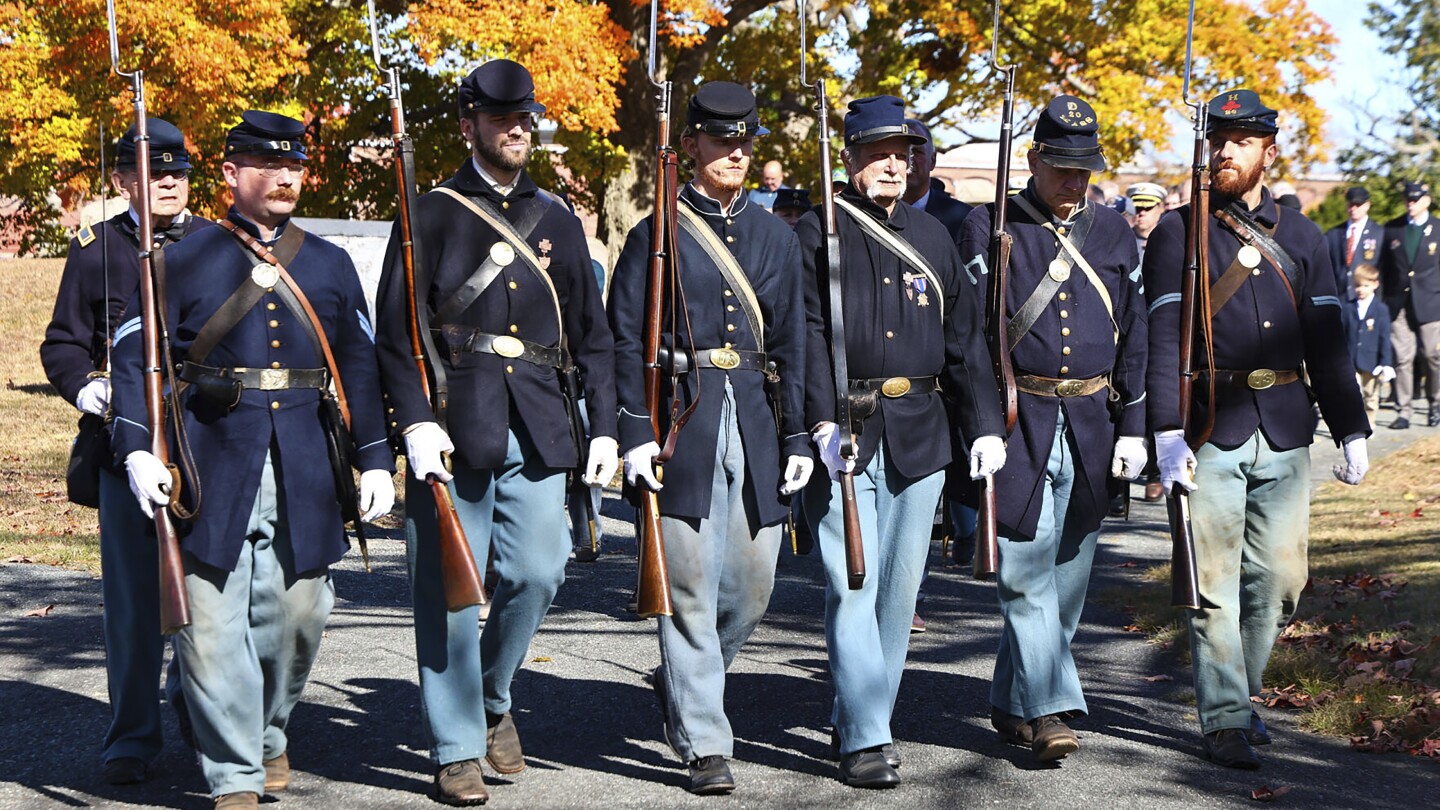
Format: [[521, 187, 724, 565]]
[[179, 361, 328, 390], [439, 326, 569, 368], [1014, 373, 1109, 398], [692, 347, 768, 371], [1206, 368, 1300, 391], [848, 376, 938, 398]]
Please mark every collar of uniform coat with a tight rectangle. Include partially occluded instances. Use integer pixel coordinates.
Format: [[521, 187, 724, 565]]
[[1018, 185, 1087, 228], [227, 206, 290, 247], [452, 158, 540, 201], [681, 182, 751, 218], [1211, 184, 1278, 228], [839, 184, 909, 229]]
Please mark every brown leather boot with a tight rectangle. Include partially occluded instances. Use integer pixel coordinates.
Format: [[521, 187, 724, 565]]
[[990, 708, 1035, 747], [434, 759, 489, 806], [214, 793, 259, 810], [263, 751, 290, 791], [485, 713, 526, 774], [1031, 715, 1080, 761]]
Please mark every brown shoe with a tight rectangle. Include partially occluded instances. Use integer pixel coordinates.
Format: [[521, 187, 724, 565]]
[[214, 793, 259, 810], [263, 751, 290, 792], [485, 713, 526, 774], [1031, 715, 1080, 761], [1144, 479, 1164, 502], [990, 708, 1034, 747], [434, 759, 488, 806]]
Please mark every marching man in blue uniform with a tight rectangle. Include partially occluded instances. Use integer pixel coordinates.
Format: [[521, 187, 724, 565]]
[[41, 118, 208, 786], [958, 96, 1149, 762], [1144, 89, 1370, 770], [609, 81, 810, 795], [373, 59, 618, 806], [112, 111, 396, 809], [797, 95, 1005, 788]]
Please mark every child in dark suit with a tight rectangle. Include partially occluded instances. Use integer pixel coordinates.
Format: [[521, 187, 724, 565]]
[[1349, 264, 1395, 416]]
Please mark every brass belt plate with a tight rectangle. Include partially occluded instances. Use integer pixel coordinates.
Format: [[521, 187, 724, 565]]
[[258, 369, 289, 390], [491, 335, 525, 358], [1246, 368, 1277, 390], [880, 377, 912, 397], [710, 348, 741, 370], [1054, 378, 1086, 397]]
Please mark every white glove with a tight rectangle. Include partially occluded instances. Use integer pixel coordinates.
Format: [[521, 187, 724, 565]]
[[1374, 365, 1396, 383], [358, 469, 396, 521], [124, 450, 172, 519], [1154, 429, 1197, 493], [583, 436, 619, 487], [623, 441, 663, 491], [1110, 436, 1148, 481], [779, 455, 814, 495], [810, 422, 856, 481], [1333, 435, 1369, 485], [76, 378, 110, 416], [968, 435, 1007, 479], [404, 422, 455, 483]]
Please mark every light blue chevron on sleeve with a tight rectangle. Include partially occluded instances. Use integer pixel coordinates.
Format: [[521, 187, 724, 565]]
[[1310, 295, 1340, 308], [356, 309, 375, 343], [113, 317, 142, 347], [963, 254, 989, 286], [1149, 292, 1182, 313]]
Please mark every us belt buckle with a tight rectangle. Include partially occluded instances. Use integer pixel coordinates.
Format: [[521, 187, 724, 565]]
[[492, 335, 525, 358], [710, 348, 741, 370], [1246, 368, 1277, 390], [1054, 378, 1085, 397], [258, 369, 288, 391], [880, 377, 912, 397]]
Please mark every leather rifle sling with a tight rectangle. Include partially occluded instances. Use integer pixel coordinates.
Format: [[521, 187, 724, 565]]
[[676, 204, 766, 351], [833, 197, 946, 319]]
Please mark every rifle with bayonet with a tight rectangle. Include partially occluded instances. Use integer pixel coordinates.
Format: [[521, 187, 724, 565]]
[[1169, 0, 1208, 610], [800, 0, 864, 589], [106, 0, 190, 634], [974, 0, 1018, 582], [366, 0, 485, 609]]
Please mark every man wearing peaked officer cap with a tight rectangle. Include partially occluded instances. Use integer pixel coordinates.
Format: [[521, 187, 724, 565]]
[[40, 116, 209, 787], [957, 94, 1149, 762], [1144, 88, 1369, 770], [796, 94, 1003, 788], [609, 79, 809, 795], [111, 109, 395, 809], [1379, 178, 1440, 429], [374, 58, 618, 805]]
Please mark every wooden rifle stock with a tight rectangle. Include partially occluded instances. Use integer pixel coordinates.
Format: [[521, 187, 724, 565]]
[[976, 5, 1017, 582], [367, 20, 486, 609], [104, 3, 192, 635]]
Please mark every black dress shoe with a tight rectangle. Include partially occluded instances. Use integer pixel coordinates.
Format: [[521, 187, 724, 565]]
[[1203, 728, 1261, 769], [1247, 710, 1272, 746], [838, 749, 900, 788], [687, 756, 735, 795], [828, 730, 901, 768], [1430, 410, 1440, 427], [952, 534, 976, 566], [990, 708, 1034, 747], [102, 757, 147, 785], [434, 759, 488, 806], [1391, 416, 1411, 430]]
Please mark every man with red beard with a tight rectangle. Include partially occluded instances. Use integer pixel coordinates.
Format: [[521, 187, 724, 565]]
[[609, 81, 810, 795], [1143, 89, 1370, 770]]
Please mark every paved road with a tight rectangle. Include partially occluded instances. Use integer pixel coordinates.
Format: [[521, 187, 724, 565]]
[[1, 411, 1433, 809]]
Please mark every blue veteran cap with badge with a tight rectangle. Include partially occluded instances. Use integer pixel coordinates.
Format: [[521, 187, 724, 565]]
[[458, 59, 547, 118], [844, 96, 926, 146], [116, 117, 191, 171], [1205, 88, 1279, 136], [773, 188, 812, 211], [225, 111, 308, 160], [686, 81, 769, 138], [1031, 95, 1106, 172], [1403, 181, 1430, 201]]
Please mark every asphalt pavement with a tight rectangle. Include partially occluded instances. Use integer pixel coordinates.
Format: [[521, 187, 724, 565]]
[[1, 410, 1434, 809]]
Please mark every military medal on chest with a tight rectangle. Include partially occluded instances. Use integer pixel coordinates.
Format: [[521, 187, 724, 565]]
[[537, 237, 553, 270], [902, 271, 930, 307]]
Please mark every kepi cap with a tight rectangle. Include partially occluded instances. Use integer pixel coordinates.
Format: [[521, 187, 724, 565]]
[[116, 117, 191, 171], [844, 96, 926, 146], [1206, 89, 1278, 136], [225, 111, 307, 160], [686, 81, 768, 138], [1031, 95, 1106, 172], [458, 59, 547, 117]]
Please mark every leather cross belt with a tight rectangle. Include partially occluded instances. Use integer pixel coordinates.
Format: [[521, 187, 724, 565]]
[[849, 376, 938, 398], [1205, 368, 1299, 391], [1014, 373, 1109, 398], [179, 361, 329, 390], [439, 326, 569, 369]]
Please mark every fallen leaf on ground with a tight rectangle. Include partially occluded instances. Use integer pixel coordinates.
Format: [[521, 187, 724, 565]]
[[1142, 674, 1174, 682], [1251, 785, 1292, 801], [24, 604, 55, 617], [531, 656, 553, 663]]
